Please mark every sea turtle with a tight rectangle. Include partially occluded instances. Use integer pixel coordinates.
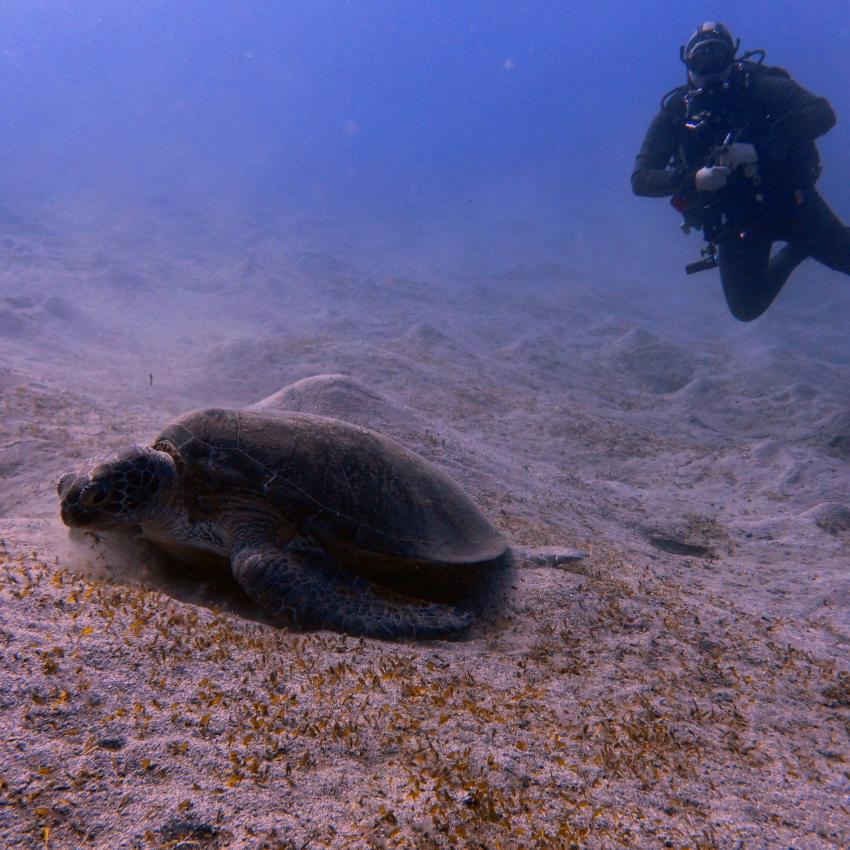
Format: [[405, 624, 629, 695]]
[[59, 408, 582, 640]]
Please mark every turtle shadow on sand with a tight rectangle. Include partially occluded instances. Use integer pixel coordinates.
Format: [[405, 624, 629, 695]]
[[58, 378, 584, 641], [66, 528, 277, 626]]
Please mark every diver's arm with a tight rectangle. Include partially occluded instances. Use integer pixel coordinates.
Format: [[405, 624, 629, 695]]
[[756, 75, 836, 157], [631, 106, 691, 197]]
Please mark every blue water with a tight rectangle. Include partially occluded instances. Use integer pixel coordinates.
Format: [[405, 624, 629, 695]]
[[0, 2, 847, 272]]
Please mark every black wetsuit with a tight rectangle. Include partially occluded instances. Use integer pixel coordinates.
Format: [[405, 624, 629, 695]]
[[632, 66, 850, 321]]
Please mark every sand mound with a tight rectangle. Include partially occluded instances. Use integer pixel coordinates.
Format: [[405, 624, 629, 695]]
[[97, 262, 151, 290], [0, 294, 70, 336], [195, 336, 340, 405], [801, 501, 850, 534], [727, 343, 841, 397], [290, 251, 357, 277], [402, 321, 454, 348], [249, 373, 514, 495], [0, 293, 121, 363], [497, 326, 569, 370], [391, 322, 476, 362], [606, 327, 695, 393], [0, 305, 27, 336], [251, 373, 422, 435], [808, 408, 850, 460], [668, 375, 725, 411]]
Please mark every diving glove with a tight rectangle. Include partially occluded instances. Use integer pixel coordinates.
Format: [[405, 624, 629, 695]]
[[695, 165, 730, 192], [718, 142, 758, 170]]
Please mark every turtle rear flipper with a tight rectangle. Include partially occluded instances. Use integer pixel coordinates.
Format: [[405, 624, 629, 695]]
[[231, 538, 472, 640]]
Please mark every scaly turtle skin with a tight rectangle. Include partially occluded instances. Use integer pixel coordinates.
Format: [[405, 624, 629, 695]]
[[59, 409, 511, 640]]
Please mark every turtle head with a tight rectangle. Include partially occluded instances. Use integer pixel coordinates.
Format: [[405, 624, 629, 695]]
[[59, 446, 179, 532]]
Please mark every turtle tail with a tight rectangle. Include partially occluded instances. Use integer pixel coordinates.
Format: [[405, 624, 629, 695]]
[[231, 540, 472, 640]]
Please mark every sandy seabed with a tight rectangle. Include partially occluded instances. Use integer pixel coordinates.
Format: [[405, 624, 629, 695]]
[[0, 201, 848, 849]]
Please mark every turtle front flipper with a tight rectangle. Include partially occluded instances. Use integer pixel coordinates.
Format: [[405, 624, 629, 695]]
[[231, 538, 472, 640]]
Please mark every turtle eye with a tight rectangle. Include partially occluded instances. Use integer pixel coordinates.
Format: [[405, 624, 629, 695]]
[[91, 490, 107, 505]]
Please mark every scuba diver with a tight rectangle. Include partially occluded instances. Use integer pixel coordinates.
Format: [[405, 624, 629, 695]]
[[631, 22, 849, 321]]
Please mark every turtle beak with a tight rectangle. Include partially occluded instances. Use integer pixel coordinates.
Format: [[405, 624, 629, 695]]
[[58, 474, 105, 528], [61, 500, 90, 528]]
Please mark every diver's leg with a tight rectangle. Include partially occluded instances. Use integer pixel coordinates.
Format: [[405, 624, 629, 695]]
[[767, 241, 809, 284], [793, 193, 850, 275], [717, 234, 775, 322]]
